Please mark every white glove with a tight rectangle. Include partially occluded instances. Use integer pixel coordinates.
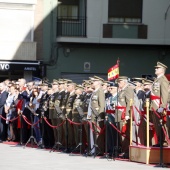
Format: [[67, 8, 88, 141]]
[[157, 107, 164, 113], [125, 115, 130, 120]]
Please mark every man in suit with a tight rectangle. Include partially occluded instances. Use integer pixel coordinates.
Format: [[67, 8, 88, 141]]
[[150, 62, 169, 147], [116, 76, 134, 158], [0, 82, 8, 142], [17, 78, 32, 144]]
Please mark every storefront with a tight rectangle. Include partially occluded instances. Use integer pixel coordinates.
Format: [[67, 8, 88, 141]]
[[0, 60, 41, 82]]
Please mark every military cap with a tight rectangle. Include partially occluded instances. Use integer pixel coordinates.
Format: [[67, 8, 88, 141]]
[[85, 83, 91, 88], [67, 81, 76, 87], [52, 79, 58, 85], [75, 84, 84, 90], [89, 75, 104, 82], [58, 80, 65, 84], [42, 77, 49, 82], [63, 79, 73, 83], [117, 76, 128, 81], [83, 80, 88, 83], [143, 79, 153, 85], [155, 61, 168, 69], [41, 81, 49, 86], [102, 81, 110, 86], [132, 78, 144, 84], [110, 82, 118, 87]]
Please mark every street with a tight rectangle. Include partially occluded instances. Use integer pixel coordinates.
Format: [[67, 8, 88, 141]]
[[0, 142, 168, 170]]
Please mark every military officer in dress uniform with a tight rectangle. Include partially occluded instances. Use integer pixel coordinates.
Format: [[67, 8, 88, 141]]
[[116, 76, 134, 158], [150, 62, 169, 147], [72, 85, 85, 150], [102, 81, 111, 99], [88, 76, 105, 155], [63, 81, 77, 151], [142, 79, 156, 146], [48, 79, 59, 147], [53, 80, 66, 148], [82, 81, 93, 152], [132, 78, 145, 101], [105, 83, 118, 156], [39, 82, 54, 148], [167, 81, 170, 137], [131, 78, 145, 145]]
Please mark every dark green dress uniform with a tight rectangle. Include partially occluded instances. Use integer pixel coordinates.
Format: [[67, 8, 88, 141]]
[[63, 91, 77, 149], [53, 90, 65, 145], [72, 94, 84, 147], [82, 92, 92, 151], [49, 91, 58, 142], [39, 92, 54, 148]]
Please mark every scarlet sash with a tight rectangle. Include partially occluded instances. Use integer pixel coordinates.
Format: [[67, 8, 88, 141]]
[[106, 110, 115, 114], [16, 99, 23, 128], [115, 106, 126, 120]]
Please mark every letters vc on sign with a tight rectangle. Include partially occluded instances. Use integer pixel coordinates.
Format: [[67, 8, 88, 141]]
[[0, 64, 10, 70]]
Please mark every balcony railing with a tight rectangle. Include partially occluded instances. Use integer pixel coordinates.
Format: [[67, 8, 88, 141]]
[[57, 17, 86, 37]]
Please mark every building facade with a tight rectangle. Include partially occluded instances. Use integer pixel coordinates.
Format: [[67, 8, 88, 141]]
[[43, 0, 170, 82]]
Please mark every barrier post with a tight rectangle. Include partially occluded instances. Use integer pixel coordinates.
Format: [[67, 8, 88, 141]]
[[146, 98, 150, 164], [130, 99, 133, 146]]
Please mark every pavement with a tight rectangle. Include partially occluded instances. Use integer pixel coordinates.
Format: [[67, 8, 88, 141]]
[[0, 142, 169, 170]]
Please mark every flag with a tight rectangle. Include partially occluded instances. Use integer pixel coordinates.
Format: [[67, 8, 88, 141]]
[[108, 63, 119, 81]]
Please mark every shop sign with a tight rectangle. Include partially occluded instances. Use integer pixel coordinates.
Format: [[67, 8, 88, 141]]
[[0, 63, 10, 70], [24, 67, 37, 71]]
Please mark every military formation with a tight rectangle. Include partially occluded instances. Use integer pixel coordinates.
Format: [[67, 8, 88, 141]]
[[0, 61, 170, 159]]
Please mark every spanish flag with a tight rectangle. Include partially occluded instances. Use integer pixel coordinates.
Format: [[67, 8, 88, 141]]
[[108, 63, 119, 81]]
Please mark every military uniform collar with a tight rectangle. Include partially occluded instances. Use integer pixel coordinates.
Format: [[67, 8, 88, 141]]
[[157, 73, 164, 79], [121, 84, 128, 91], [70, 90, 75, 95], [59, 89, 65, 93], [94, 87, 100, 92]]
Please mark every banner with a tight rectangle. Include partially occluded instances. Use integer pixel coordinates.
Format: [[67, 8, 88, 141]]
[[108, 64, 119, 81]]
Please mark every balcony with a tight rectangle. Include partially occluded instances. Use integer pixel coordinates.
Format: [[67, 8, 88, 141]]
[[103, 23, 147, 39], [57, 17, 86, 37]]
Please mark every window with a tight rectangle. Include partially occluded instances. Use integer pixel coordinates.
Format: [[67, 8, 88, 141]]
[[58, 5, 78, 19], [58, 0, 79, 19], [108, 0, 143, 23]]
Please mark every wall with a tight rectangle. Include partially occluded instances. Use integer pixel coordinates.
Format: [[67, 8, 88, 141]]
[[0, 0, 37, 60], [46, 45, 170, 81]]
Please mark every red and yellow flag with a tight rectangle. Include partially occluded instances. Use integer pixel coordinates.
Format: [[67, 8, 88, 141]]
[[108, 62, 119, 81]]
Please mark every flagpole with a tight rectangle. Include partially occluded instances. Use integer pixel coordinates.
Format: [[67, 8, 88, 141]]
[[107, 58, 120, 159]]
